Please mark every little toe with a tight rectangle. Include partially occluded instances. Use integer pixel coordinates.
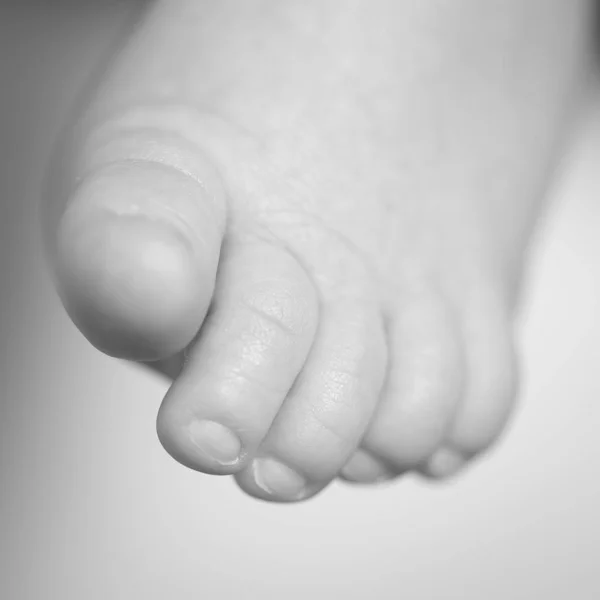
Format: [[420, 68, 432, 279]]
[[445, 290, 519, 459], [156, 237, 319, 475]]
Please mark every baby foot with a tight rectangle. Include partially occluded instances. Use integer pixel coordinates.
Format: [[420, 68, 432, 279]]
[[44, 0, 590, 501]]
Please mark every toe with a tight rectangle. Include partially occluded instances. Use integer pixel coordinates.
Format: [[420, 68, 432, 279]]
[[235, 292, 388, 502], [360, 288, 465, 472], [420, 447, 467, 480], [53, 159, 225, 362], [431, 288, 519, 469], [156, 238, 319, 475], [42, 0, 233, 363]]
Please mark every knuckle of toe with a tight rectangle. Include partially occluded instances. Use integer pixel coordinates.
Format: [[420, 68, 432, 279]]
[[230, 241, 319, 341]]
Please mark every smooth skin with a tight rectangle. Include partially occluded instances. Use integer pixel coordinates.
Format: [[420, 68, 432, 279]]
[[44, 0, 593, 502]]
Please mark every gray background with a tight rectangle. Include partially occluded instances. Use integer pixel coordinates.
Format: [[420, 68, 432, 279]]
[[1, 2, 599, 598]]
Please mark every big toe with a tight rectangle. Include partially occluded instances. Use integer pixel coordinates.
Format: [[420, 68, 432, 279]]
[[54, 157, 225, 362], [42, 0, 233, 363]]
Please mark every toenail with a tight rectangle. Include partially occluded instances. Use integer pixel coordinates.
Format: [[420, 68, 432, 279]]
[[424, 448, 466, 479], [187, 420, 241, 466], [340, 450, 395, 484], [252, 458, 307, 500]]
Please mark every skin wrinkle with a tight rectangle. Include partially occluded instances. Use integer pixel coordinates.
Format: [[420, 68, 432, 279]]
[[82, 128, 215, 192], [240, 290, 311, 339], [79, 125, 228, 221], [82, 102, 263, 168]]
